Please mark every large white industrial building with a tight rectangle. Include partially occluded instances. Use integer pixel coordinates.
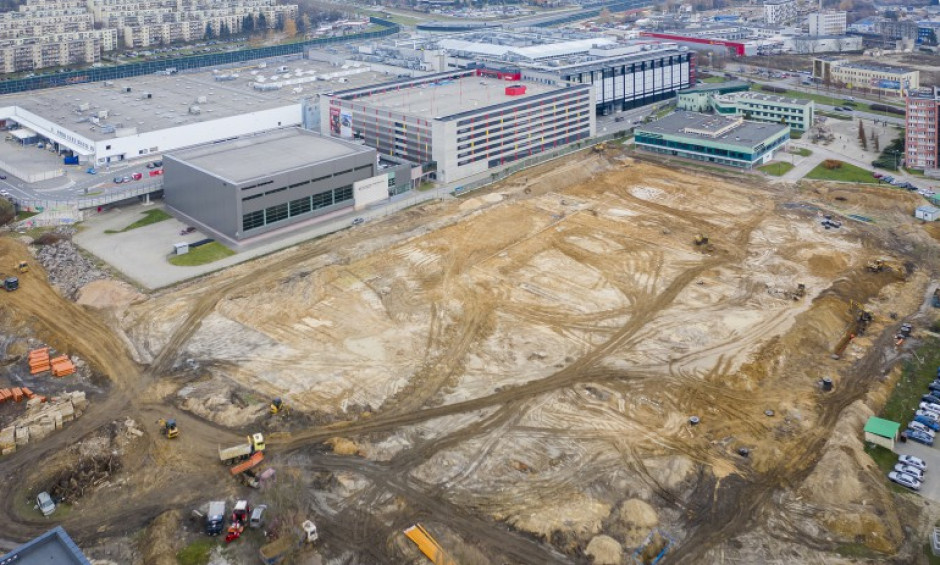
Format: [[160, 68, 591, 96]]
[[344, 30, 696, 116], [0, 58, 392, 167]]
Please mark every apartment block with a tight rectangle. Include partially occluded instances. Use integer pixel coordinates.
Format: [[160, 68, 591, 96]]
[[764, 0, 796, 25], [808, 11, 846, 36], [905, 87, 940, 171]]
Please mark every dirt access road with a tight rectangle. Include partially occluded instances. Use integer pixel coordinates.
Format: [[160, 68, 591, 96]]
[[0, 149, 935, 564]]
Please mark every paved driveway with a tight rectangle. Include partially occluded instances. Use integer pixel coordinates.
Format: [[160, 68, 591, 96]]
[[895, 440, 940, 501]]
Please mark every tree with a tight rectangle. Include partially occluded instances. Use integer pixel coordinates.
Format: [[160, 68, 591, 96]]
[[204, 22, 214, 39], [284, 17, 297, 38], [858, 120, 868, 150], [873, 135, 880, 152], [258, 12, 267, 30], [275, 13, 285, 32], [243, 14, 255, 35], [220, 22, 230, 39]]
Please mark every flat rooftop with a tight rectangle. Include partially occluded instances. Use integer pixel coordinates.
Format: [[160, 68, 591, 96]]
[[638, 111, 789, 150], [841, 61, 913, 74], [1, 526, 91, 565], [350, 75, 564, 119], [167, 128, 373, 184], [0, 59, 393, 141], [730, 91, 812, 106]]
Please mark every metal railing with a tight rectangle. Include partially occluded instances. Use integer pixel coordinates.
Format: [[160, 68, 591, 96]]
[[15, 180, 163, 211], [0, 18, 401, 95]]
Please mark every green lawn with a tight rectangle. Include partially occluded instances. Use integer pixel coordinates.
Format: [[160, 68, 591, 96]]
[[177, 538, 216, 565], [758, 162, 794, 176], [793, 147, 812, 157], [169, 241, 235, 266], [701, 76, 727, 83], [805, 161, 878, 183], [105, 209, 171, 234], [881, 337, 940, 424]]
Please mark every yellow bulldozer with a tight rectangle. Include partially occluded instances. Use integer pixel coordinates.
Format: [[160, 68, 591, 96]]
[[16, 261, 27, 273], [866, 259, 906, 279], [158, 418, 179, 439], [693, 234, 715, 253]]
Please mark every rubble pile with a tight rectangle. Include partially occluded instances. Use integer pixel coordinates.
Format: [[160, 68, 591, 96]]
[[34, 229, 108, 298], [0, 391, 87, 455]]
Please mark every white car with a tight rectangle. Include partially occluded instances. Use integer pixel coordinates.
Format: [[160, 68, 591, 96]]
[[916, 409, 940, 422], [909, 421, 937, 438], [920, 401, 940, 413], [36, 492, 55, 516], [899, 454, 927, 471], [894, 463, 925, 481], [888, 471, 922, 491]]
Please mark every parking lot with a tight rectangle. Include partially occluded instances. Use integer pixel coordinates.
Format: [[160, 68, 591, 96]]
[[894, 441, 940, 501]]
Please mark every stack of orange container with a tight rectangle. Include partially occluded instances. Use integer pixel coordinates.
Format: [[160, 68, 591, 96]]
[[51, 355, 75, 377], [28, 348, 50, 375], [0, 387, 40, 403]]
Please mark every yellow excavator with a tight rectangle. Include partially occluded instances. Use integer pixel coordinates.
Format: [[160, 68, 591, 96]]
[[16, 261, 27, 273], [158, 418, 179, 439], [270, 398, 290, 416]]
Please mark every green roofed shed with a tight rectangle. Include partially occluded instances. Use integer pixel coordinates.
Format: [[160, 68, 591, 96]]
[[864, 416, 900, 450]]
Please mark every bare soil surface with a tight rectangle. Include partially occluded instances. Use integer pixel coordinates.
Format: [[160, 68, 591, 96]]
[[0, 148, 937, 564]]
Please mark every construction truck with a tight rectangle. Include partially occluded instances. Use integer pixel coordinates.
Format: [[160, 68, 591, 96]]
[[832, 300, 873, 359], [219, 433, 265, 465], [404, 524, 456, 565], [259, 520, 318, 564], [158, 418, 179, 439], [4, 277, 17, 291], [16, 261, 27, 273]]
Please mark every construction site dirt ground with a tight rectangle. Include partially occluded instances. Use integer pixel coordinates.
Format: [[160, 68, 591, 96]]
[[2, 146, 940, 564]]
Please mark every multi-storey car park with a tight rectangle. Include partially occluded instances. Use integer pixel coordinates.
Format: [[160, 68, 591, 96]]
[[319, 68, 596, 184]]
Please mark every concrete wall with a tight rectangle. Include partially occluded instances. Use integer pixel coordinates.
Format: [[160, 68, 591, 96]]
[[163, 155, 239, 238]]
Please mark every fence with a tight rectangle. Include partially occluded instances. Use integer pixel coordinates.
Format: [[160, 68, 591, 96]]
[[452, 130, 630, 196], [0, 18, 400, 95], [16, 204, 82, 228], [15, 180, 162, 212], [0, 159, 63, 183]]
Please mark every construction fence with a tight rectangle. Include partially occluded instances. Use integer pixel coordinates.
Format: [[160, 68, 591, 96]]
[[452, 130, 631, 196]]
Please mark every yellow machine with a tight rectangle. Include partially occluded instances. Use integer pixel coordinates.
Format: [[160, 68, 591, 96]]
[[693, 234, 709, 246], [158, 418, 179, 439], [16, 261, 27, 273], [270, 398, 290, 416]]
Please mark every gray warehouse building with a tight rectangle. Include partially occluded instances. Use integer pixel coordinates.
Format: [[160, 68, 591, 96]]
[[164, 129, 379, 241]]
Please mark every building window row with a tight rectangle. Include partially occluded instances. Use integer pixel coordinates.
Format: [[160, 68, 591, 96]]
[[242, 185, 354, 232]]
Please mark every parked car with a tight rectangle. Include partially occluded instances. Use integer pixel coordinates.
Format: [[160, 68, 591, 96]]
[[113, 176, 124, 183], [928, 382, 940, 394], [908, 421, 936, 437], [895, 463, 925, 481], [180, 227, 196, 235], [0, 173, 6, 179], [249, 504, 267, 529], [899, 454, 927, 470], [920, 401, 940, 412], [888, 471, 922, 490], [351, 217, 364, 226], [0, 190, 9, 197], [915, 409, 940, 422], [36, 492, 55, 516], [915, 414, 940, 431], [904, 429, 935, 446], [873, 172, 883, 179], [122, 176, 131, 183], [882, 176, 895, 183], [131, 172, 143, 180]]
